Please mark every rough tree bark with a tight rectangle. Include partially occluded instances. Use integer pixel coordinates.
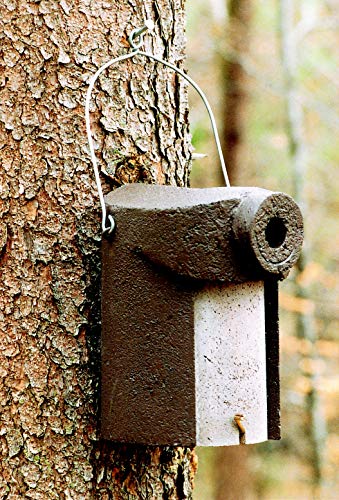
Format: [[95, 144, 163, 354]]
[[0, 0, 196, 498]]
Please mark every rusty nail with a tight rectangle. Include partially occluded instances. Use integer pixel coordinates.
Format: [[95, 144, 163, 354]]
[[234, 413, 246, 445]]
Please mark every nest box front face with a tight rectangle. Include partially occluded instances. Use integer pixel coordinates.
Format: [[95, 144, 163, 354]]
[[100, 184, 303, 447]]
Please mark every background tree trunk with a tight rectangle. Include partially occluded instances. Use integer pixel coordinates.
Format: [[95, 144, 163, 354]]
[[214, 2, 254, 500], [279, 1, 326, 495], [221, 0, 252, 184], [0, 1, 196, 497]]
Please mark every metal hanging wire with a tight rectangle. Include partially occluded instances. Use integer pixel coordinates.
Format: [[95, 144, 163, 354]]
[[85, 19, 230, 235]]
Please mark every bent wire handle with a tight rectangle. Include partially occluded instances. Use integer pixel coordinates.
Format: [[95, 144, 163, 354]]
[[85, 46, 230, 234]]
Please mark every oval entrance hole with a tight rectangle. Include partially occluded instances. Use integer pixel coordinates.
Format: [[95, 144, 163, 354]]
[[265, 217, 287, 248]]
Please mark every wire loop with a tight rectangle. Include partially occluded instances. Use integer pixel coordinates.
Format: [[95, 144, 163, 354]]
[[128, 30, 143, 50], [85, 20, 230, 235]]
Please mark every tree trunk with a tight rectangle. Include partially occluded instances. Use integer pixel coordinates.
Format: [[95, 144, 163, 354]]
[[214, 446, 253, 500], [214, 2, 254, 500], [279, 1, 326, 495], [0, 1, 196, 498], [221, 0, 251, 184]]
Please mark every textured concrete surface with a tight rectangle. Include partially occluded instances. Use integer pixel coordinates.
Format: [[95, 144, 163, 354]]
[[194, 281, 268, 446]]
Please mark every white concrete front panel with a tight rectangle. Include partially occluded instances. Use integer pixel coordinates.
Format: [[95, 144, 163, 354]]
[[194, 281, 268, 446]]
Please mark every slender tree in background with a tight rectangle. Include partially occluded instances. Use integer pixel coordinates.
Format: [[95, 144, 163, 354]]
[[279, 0, 327, 495], [214, 1, 254, 499], [0, 1, 197, 497], [221, 0, 252, 184]]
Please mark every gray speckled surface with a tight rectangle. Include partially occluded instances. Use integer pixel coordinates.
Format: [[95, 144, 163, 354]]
[[194, 281, 268, 446], [105, 183, 270, 210]]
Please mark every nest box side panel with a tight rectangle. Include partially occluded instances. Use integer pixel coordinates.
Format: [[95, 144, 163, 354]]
[[265, 278, 281, 439], [194, 281, 268, 446], [101, 235, 196, 446]]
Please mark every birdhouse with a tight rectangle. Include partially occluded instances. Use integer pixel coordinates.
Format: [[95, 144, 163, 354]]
[[100, 184, 303, 447]]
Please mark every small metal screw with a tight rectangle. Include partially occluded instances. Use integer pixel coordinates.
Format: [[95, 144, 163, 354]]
[[128, 20, 155, 50]]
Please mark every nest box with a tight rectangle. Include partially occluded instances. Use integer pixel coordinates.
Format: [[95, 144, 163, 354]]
[[100, 184, 303, 447]]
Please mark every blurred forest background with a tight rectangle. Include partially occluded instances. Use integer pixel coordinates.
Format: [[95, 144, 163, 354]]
[[185, 0, 338, 498]]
